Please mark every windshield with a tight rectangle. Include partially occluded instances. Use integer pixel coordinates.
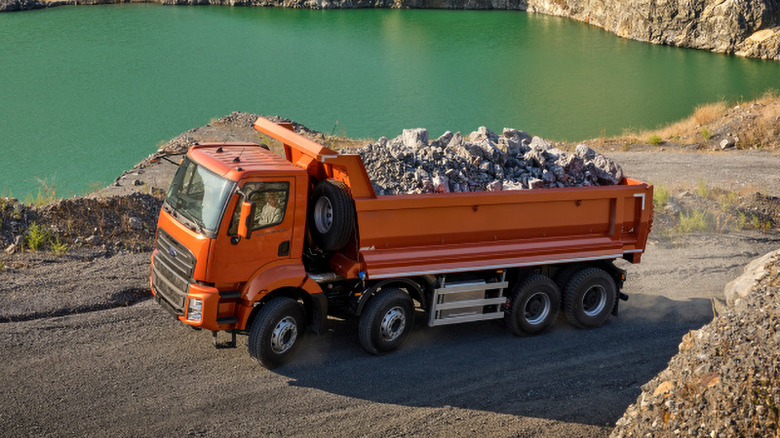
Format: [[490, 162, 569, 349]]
[[165, 157, 234, 234]]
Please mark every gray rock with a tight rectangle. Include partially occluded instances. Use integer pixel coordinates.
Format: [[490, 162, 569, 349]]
[[575, 144, 598, 160], [431, 131, 453, 148], [402, 128, 428, 149], [468, 126, 499, 143], [720, 138, 735, 150], [529, 136, 553, 151], [128, 216, 144, 231]]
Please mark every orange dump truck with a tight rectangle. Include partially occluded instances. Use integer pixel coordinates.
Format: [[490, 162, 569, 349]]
[[151, 116, 653, 368]]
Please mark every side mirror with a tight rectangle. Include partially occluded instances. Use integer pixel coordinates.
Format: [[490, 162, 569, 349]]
[[237, 201, 256, 239]]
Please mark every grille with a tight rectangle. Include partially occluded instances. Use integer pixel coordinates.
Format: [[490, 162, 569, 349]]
[[152, 228, 196, 314]]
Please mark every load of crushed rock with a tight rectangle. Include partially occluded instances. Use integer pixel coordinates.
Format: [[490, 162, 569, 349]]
[[342, 126, 624, 195]]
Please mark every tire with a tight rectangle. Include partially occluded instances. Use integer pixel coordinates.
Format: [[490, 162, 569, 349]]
[[553, 263, 582, 292], [248, 297, 305, 369], [553, 263, 582, 310], [309, 179, 355, 251], [358, 288, 414, 355], [504, 274, 561, 336], [562, 267, 617, 329]]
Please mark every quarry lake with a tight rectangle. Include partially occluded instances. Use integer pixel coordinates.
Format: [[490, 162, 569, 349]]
[[1, 4, 779, 198]]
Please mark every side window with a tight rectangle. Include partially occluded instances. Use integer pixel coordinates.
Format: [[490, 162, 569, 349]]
[[228, 182, 289, 235]]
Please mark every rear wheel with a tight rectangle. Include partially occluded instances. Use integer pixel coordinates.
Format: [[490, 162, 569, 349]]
[[553, 264, 581, 296], [359, 288, 414, 355], [562, 268, 616, 329], [248, 297, 305, 369], [505, 274, 561, 336]]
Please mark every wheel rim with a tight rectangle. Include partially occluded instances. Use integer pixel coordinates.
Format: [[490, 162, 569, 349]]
[[380, 306, 406, 342], [524, 291, 551, 325], [270, 316, 298, 354], [581, 285, 607, 317], [314, 197, 333, 234]]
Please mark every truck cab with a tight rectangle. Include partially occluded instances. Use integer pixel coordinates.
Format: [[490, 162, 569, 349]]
[[151, 142, 321, 336]]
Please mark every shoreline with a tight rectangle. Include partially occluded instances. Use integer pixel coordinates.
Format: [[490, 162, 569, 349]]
[[1, 0, 779, 61]]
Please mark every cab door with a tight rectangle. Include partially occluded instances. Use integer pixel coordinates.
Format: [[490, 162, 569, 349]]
[[209, 178, 296, 283]]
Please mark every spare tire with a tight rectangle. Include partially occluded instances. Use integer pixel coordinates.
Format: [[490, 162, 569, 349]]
[[310, 179, 355, 251]]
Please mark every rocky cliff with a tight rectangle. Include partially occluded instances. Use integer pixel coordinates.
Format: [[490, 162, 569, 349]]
[[526, 0, 780, 61], [2, 0, 779, 59]]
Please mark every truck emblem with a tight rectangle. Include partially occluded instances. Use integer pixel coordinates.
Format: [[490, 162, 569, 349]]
[[167, 246, 177, 258]]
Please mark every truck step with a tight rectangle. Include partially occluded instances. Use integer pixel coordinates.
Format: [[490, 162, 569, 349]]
[[428, 276, 508, 327]]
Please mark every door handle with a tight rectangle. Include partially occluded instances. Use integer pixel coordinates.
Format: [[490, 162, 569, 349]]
[[278, 241, 290, 257]]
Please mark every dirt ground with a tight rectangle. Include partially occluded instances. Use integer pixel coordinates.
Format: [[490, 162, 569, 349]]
[[1, 124, 780, 436]]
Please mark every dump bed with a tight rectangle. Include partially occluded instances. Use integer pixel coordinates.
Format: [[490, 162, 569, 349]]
[[253, 117, 653, 281], [339, 179, 652, 279]]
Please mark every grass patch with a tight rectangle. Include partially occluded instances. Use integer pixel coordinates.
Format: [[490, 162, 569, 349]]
[[717, 190, 739, 211], [737, 211, 748, 229], [677, 210, 709, 233], [648, 134, 663, 145], [697, 179, 710, 199], [693, 101, 728, 126], [24, 177, 57, 206], [25, 222, 49, 252], [653, 184, 671, 208], [700, 126, 712, 141], [49, 236, 68, 255]]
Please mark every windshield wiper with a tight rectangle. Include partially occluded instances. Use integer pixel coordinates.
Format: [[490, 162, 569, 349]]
[[176, 207, 205, 235]]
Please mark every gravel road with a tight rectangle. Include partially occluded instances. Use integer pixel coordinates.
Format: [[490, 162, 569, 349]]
[[1, 149, 779, 437]]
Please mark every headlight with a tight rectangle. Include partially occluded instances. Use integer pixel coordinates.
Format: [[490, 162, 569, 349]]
[[186, 298, 203, 323]]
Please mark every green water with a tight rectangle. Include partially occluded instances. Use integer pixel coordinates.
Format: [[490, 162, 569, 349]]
[[1, 5, 779, 199]]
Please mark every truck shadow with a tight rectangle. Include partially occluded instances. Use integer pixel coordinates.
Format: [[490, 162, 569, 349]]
[[276, 294, 712, 427]]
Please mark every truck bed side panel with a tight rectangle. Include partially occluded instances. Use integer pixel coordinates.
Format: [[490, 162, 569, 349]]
[[352, 181, 652, 279]]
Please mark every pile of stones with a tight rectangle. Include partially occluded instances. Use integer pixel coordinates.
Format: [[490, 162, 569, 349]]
[[343, 126, 624, 195], [612, 251, 780, 437]]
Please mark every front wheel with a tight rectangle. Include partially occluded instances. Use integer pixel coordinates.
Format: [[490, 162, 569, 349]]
[[504, 274, 561, 336], [358, 288, 414, 355], [248, 297, 305, 369]]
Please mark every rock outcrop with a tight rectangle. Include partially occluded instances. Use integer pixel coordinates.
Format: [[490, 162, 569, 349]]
[[525, 0, 780, 61], [2, 0, 779, 60]]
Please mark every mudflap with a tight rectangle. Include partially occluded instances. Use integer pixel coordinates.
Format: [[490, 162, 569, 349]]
[[613, 291, 629, 316], [310, 293, 328, 335]]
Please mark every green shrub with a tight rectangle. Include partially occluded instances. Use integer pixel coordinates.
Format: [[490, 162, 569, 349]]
[[25, 222, 49, 251], [653, 185, 671, 208], [697, 179, 710, 198], [677, 210, 709, 233], [25, 178, 57, 206], [717, 190, 738, 211], [648, 134, 663, 145], [49, 236, 68, 255], [700, 126, 712, 140], [737, 211, 748, 229]]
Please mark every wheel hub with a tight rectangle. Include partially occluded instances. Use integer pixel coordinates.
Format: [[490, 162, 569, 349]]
[[380, 307, 406, 342], [314, 197, 333, 234], [582, 285, 607, 317], [270, 316, 298, 354], [524, 291, 551, 325]]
